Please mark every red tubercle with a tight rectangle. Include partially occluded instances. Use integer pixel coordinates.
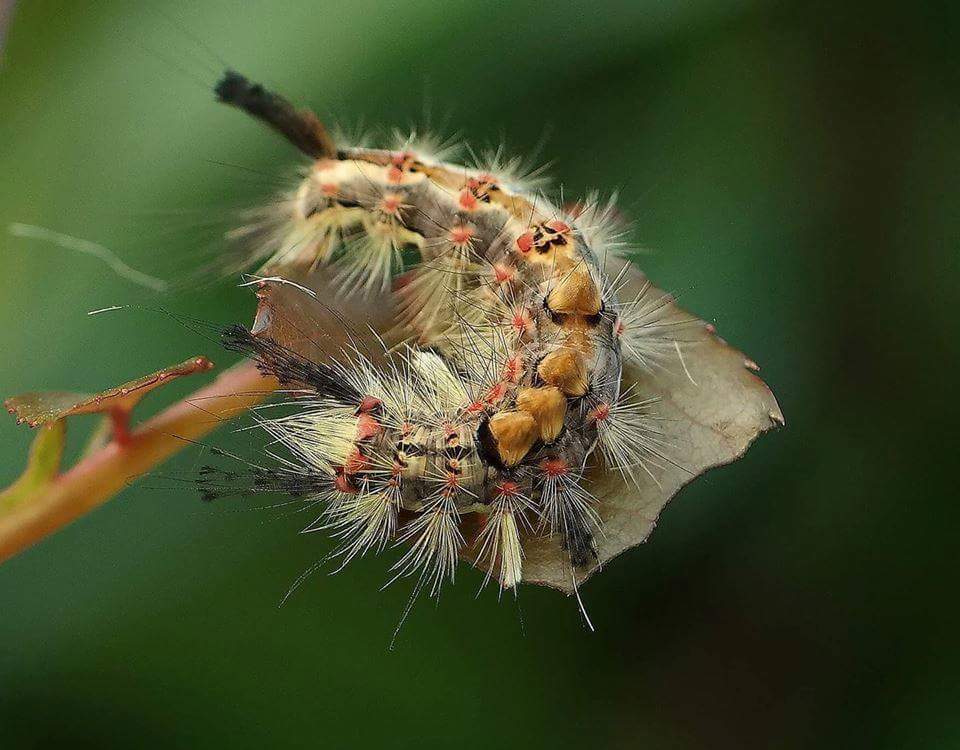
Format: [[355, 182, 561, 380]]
[[540, 457, 570, 477], [442, 472, 462, 495], [459, 189, 478, 210], [492, 263, 514, 283], [547, 220, 571, 234], [334, 469, 360, 495], [355, 413, 382, 441], [495, 480, 521, 498], [344, 448, 370, 475], [510, 308, 533, 334], [466, 401, 486, 416], [387, 166, 404, 183], [320, 182, 339, 197], [358, 395, 383, 414], [503, 354, 524, 382], [614, 318, 625, 337], [449, 225, 473, 246], [516, 232, 533, 253], [484, 381, 507, 405], [380, 193, 403, 215], [588, 403, 611, 423]]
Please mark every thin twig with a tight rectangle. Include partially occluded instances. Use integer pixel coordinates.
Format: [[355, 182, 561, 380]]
[[0, 362, 277, 563]]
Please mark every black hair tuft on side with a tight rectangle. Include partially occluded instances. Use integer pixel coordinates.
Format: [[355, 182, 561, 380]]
[[221, 324, 361, 404], [197, 464, 330, 503]]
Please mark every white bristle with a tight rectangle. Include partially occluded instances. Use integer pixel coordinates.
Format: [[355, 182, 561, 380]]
[[590, 387, 677, 488], [475, 484, 537, 591], [389, 487, 464, 596], [334, 222, 410, 295], [539, 465, 601, 543], [574, 191, 631, 260], [257, 403, 357, 476], [614, 279, 698, 372], [323, 481, 401, 569]]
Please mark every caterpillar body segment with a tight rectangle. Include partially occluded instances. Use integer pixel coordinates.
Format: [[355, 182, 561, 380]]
[[214, 71, 684, 593]]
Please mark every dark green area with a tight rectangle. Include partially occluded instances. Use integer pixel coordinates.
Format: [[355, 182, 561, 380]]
[[1, 1, 957, 747]]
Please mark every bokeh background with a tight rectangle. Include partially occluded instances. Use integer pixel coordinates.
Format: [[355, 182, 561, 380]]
[[1, 1, 957, 747]]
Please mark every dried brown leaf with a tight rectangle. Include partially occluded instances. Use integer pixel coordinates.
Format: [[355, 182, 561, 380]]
[[250, 270, 395, 365]]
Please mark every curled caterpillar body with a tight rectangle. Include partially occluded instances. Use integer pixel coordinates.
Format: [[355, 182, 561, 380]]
[[212, 71, 690, 594]]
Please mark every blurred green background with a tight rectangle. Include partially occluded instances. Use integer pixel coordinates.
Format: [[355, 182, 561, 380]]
[[1, 1, 957, 747]]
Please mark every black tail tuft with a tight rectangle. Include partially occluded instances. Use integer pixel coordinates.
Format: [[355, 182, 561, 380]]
[[197, 463, 330, 503], [214, 70, 254, 105], [213, 69, 335, 159], [221, 324, 362, 404]]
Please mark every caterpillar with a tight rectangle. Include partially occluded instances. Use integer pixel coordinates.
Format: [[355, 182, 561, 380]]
[[194, 70, 774, 603]]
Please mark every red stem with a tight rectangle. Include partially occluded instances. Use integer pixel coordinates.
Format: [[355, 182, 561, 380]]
[[0, 362, 277, 563]]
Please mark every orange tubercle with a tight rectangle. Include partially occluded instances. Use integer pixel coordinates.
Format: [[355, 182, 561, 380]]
[[488, 411, 538, 467], [548, 268, 602, 315], [537, 348, 589, 396], [516, 386, 567, 443]]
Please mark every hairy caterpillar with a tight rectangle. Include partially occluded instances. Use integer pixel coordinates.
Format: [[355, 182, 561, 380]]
[[195, 71, 705, 603], [0, 50, 782, 625]]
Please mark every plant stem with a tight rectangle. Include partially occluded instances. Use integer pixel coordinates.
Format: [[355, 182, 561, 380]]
[[0, 362, 276, 563]]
